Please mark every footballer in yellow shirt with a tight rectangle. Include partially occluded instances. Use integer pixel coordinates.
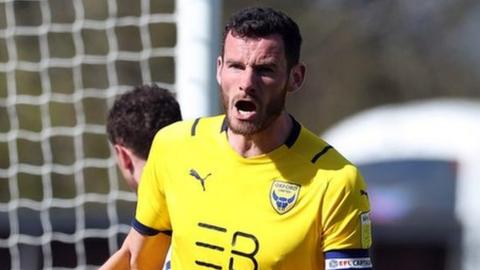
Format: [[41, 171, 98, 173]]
[[134, 115, 372, 270]]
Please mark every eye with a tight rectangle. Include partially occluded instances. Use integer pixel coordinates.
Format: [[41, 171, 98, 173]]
[[228, 63, 244, 70], [255, 65, 275, 75], [257, 66, 273, 73]]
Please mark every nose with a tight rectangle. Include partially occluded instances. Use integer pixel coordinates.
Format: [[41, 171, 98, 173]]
[[238, 67, 256, 94]]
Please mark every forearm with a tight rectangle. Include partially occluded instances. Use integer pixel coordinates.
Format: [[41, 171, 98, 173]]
[[99, 228, 144, 270], [100, 228, 171, 270], [99, 246, 130, 270]]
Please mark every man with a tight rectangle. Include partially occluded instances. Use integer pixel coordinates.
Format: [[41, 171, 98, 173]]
[[101, 84, 182, 269], [110, 7, 373, 270]]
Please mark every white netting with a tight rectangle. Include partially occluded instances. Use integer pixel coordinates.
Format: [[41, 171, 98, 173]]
[[0, 0, 182, 268]]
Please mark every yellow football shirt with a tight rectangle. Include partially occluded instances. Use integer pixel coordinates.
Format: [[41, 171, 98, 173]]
[[135, 115, 372, 270]]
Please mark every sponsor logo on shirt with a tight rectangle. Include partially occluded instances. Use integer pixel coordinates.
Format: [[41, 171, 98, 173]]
[[195, 222, 260, 269], [326, 257, 372, 269], [270, 180, 300, 214]]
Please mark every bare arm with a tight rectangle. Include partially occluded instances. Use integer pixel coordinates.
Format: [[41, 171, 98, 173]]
[[99, 228, 171, 270]]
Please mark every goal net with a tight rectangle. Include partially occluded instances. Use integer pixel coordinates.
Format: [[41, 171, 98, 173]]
[[0, 0, 219, 269]]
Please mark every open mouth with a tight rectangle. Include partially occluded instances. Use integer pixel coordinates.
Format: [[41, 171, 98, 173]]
[[235, 100, 257, 115]]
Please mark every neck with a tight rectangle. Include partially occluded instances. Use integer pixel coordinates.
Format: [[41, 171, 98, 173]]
[[227, 111, 293, 158], [131, 156, 146, 190]]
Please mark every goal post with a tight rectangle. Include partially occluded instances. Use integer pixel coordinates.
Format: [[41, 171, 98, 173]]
[[176, 0, 222, 119], [0, 0, 221, 269]]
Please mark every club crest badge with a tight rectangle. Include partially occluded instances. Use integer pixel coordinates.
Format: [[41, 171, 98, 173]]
[[270, 180, 300, 214]]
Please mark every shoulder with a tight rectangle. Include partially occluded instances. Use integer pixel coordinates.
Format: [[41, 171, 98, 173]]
[[292, 125, 364, 187], [153, 115, 225, 143], [188, 115, 227, 137], [156, 115, 224, 138], [292, 125, 353, 169]]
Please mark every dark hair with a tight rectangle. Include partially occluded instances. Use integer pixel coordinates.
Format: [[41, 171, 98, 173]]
[[222, 6, 302, 69], [106, 84, 182, 160]]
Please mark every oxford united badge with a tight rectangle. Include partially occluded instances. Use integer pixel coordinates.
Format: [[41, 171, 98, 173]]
[[270, 180, 300, 214]]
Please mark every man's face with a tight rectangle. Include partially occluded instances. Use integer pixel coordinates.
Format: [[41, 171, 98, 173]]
[[216, 32, 292, 135]]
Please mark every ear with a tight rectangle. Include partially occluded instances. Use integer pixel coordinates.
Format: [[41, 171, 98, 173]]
[[114, 145, 134, 175], [216, 56, 223, 85], [288, 62, 306, 93]]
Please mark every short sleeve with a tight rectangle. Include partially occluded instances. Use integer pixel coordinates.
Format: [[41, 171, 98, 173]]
[[320, 165, 372, 251], [134, 131, 171, 233]]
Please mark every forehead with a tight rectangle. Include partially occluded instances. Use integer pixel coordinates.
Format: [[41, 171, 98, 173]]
[[223, 32, 287, 64]]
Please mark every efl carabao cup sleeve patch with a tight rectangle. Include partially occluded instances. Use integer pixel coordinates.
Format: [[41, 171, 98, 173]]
[[360, 212, 372, 249]]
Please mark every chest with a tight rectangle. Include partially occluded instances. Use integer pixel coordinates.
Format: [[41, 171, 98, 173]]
[[163, 151, 324, 269]]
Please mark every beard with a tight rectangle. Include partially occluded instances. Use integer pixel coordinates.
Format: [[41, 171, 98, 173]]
[[221, 87, 287, 136]]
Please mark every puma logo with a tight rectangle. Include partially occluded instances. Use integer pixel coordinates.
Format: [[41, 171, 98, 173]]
[[189, 169, 212, 191]]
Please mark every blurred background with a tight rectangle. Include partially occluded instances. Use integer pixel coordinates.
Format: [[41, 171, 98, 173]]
[[1, 0, 480, 269]]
